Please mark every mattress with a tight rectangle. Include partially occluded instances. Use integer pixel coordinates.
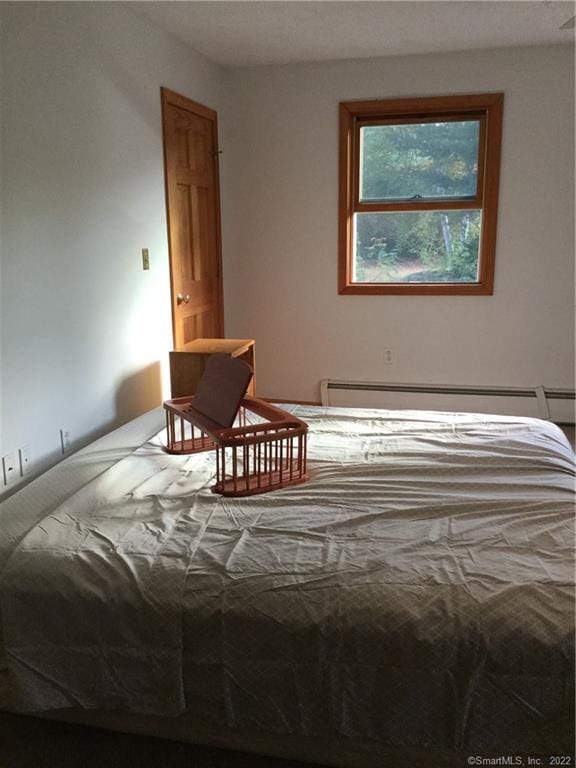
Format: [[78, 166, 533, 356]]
[[0, 409, 166, 670], [0, 405, 574, 766]]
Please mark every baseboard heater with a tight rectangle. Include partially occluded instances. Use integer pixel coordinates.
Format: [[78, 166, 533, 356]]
[[320, 379, 575, 424]]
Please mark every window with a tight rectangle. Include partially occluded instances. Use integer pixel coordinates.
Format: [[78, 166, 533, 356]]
[[339, 93, 503, 295]]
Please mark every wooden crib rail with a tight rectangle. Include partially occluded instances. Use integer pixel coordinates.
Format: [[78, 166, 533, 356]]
[[163, 396, 308, 496]]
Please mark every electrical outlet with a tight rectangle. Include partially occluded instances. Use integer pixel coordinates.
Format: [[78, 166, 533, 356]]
[[18, 445, 32, 476], [383, 348, 393, 365], [141, 248, 150, 270], [59, 429, 72, 454], [2, 452, 18, 486]]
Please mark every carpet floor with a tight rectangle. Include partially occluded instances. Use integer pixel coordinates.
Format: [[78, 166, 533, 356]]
[[0, 712, 321, 768]]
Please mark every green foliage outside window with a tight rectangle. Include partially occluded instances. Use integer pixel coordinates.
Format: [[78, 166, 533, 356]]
[[360, 120, 480, 201], [355, 120, 481, 284], [355, 210, 481, 284]]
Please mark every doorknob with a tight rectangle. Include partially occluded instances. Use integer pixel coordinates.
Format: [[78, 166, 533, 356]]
[[177, 293, 190, 305]]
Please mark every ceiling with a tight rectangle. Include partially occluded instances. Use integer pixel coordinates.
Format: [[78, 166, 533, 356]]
[[129, 0, 575, 68]]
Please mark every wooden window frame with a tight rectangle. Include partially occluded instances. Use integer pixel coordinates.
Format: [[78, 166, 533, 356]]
[[338, 93, 504, 295]]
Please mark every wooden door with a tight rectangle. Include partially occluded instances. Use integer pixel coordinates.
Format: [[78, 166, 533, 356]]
[[161, 88, 224, 349]]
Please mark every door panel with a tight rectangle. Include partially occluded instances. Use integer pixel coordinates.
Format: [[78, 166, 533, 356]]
[[161, 88, 223, 350], [182, 308, 215, 345]]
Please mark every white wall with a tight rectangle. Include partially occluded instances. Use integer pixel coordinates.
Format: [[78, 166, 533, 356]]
[[0, 2, 224, 484], [0, 6, 4, 447], [221, 45, 575, 402], [1, 9, 573, 492]]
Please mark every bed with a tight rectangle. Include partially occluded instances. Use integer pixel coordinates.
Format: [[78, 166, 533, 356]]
[[0, 404, 574, 768]]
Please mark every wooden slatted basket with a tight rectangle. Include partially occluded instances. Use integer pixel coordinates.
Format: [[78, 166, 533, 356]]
[[164, 396, 308, 496]]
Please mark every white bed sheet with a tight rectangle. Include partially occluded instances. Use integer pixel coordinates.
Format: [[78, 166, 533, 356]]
[[0, 406, 573, 759], [0, 408, 166, 668]]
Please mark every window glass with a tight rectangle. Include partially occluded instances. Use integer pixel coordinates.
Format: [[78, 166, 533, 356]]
[[359, 120, 480, 202], [354, 210, 481, 284]]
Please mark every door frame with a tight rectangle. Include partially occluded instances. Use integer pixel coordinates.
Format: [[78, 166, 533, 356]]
[[160, 87, 224, 347]]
